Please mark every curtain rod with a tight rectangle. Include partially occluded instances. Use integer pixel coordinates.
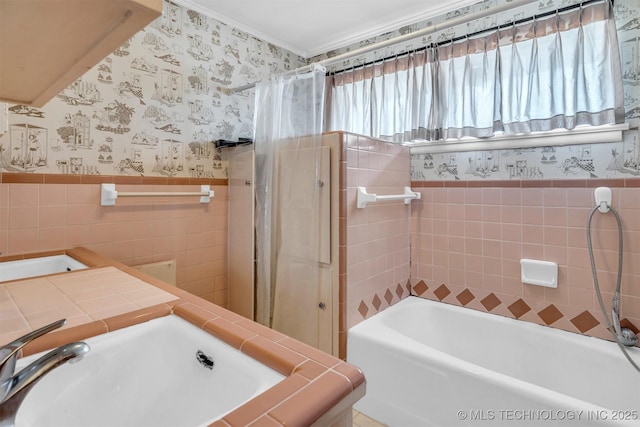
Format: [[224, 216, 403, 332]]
[[217, 0, 538, 95], [329, 0, 608, 76]]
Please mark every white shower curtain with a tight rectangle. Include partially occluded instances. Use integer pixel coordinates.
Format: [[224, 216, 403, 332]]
[[253, 65, 326, 339]]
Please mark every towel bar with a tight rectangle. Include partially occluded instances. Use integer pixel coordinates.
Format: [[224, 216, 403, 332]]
[[356, 186, 420, 209], [100, 183, 214, 206]]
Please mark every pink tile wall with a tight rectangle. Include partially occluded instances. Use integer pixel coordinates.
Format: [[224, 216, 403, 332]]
[[411, 184, 640, 341], [344, 134, 412, 329], [0, 183, 227, 305]]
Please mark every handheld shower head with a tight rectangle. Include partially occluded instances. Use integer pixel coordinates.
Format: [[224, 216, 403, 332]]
[[587, 190, 640, 373], [611, 306, 638, 347], [618, 328, 639, 347]]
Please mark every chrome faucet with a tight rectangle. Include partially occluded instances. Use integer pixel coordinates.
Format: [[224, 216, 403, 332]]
[[0, 319, 90, 427]]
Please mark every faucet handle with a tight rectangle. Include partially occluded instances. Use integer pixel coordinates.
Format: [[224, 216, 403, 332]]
[[0, 319, 66, 382]]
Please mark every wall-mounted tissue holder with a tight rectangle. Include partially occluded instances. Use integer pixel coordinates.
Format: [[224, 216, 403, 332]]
[[520, 259, 558, 288]]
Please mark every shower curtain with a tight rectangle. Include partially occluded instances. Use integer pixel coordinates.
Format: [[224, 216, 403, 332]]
[[253, 65, 326, 345]]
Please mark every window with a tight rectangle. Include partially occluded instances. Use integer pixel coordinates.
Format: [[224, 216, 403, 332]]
[[327, 0, 625, 150]]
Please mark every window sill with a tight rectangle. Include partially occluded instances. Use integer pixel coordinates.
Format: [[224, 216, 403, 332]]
[[408, 123, 630, 154]]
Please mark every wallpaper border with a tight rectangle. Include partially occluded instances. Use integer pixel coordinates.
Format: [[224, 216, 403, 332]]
[[411, 178, 640, 188], [0, 172, 227, 186]]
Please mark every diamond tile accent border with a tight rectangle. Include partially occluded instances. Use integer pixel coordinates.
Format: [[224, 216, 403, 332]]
[[409, 281, 639, 342], [456, 289, 475, 306], [570, 311, 600, 334], [433, 284, 451, 301], [413, 280, 429, 296], [480, 293, 501, 312], [355, 281, 412, 321], [357, 301, 369, 319], [372, 295, 382, 311], [384, 289, 394, 305], [507, 299, 531, 319], [389, 283, 405, 304], [538, 304, 564, 325]]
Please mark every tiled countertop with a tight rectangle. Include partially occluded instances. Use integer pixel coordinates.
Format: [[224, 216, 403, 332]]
[[0, 266, 176, 344], [0, 247, 365, 427]]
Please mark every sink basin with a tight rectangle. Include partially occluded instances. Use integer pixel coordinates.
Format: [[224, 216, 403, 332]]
[[15, 315, 285, 427], [0, 255, 87, 283]]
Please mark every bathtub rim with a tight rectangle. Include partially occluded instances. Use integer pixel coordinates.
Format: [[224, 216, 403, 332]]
[[349, 296, 640, 361], [347, 296, 640, 418]]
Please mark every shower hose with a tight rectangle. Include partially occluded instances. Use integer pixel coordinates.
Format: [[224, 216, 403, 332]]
[[586, 204, 640, 373]]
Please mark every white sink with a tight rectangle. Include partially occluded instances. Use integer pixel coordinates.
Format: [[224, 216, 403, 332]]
[[15, 315, 285, 427], [0, 255, 87, 283]]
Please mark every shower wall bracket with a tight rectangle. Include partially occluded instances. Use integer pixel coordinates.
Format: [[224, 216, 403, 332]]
[[357, 186, 421, 209], [594, 186, 612, 213], [100, 183, 214, 206]]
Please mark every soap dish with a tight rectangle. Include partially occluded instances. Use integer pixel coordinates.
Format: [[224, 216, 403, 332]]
[[520, 259, 558, 288]]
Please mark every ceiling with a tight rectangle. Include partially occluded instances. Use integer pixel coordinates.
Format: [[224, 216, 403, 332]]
[[175, 0, 485, 58]]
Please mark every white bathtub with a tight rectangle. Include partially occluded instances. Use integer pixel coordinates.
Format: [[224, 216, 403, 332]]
[[0, 254, 87, 282], [348, 297, 640, 426]]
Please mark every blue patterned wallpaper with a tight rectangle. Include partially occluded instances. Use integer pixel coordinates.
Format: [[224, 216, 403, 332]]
[[0, 0, 305, 178]]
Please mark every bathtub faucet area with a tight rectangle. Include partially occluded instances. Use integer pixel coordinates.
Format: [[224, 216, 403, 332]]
[[0, 319, 90, 427]]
